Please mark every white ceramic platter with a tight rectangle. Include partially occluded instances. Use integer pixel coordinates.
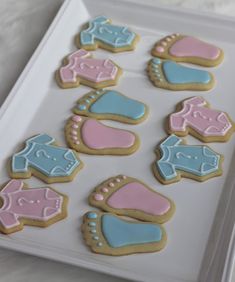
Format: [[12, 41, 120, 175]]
[[0, 0, 235, 281]]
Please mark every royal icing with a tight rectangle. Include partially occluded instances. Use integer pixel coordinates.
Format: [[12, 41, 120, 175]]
[[80, 16, 137, 49], [81, 119, 136, 149], [153, 34, 221, 61], [162, 61, 211, 84], [59, 49, 119, 84], [169, 97, 233, 137], [106, 182, 170, 215], [12, 134, 81, 178], [76, 89, 146, 120], [0, 180, 63, 230], [93, 180, 170, 216], [101, 214, 162, 248], [156, 135, 221, 181], [169, 36, 220, 60]]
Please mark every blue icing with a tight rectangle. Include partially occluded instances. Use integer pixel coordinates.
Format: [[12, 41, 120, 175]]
[[11, 134, 80, 177], [152, 58, 161, 64], [162, 61, 211, 84], [78, 104, 87, 111], [156, 135, 220, 181], [87, 212, 97, 219], [88, 222, 96, 227], [80, 16, 136, 48], [101, 214, 162, 248], [89, 90, 145, 120]]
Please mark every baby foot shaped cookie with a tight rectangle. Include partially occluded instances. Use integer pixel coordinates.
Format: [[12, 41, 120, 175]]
[[82, 211, 166, 256], [10, 134, 83, 183], [168, 97, 234, 142], [56, 49, 122, 89], [65, 115, 140, 155], [73, 89, 148, 124], [151, 33, 223, 67], [153, 134, 223, 185], [147, 58, 214, 91], [89, 175, 175, 223], [77, 16, 139, 52], [0, 180, 68, 234]]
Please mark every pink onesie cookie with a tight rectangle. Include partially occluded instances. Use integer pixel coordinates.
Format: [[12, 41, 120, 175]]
[[65, 115, 140, 155], [152, 33, 223, 67], [89, 175, 175, 223], [56, 49, 122, 89], [0, 180, 68, 234], [168, 97, 234, 142]]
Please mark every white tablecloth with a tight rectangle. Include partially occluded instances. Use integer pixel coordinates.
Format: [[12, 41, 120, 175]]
[[0, 1, 235, 281]]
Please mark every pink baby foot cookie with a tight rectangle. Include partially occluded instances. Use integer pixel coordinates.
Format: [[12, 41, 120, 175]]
[[0, 180, 68, 234], [65, 115, 140, 155], [89, 175, 175, 223], [56, 49, 122, 89], [152, 33, 223, 67], [168, 97, 234, 142]]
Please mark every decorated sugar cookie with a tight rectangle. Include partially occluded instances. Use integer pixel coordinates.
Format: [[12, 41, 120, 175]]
[[56, 49, 122, 89], [9, 134, 83, 183], [77, 16, 139, 52], [82, 211, 166, 256], [168, 97, 234, 142], [0, 180, 68, 234], [65, 115, 140, 155], [147, 58, 214, 91], [89, 175, 175, 223], [73, 89, 148, 124], [153, 135, 223, 185], [151, 33, 223, 67]]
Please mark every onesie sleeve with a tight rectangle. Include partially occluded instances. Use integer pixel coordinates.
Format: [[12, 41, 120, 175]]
[[12, 155, 28, 173], [170, 114, 187, 132], [156, 161, 177, 181], [0, 211, 20, 230], [80, 31, 95, 45]]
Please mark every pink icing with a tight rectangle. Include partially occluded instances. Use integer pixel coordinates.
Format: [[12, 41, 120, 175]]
[[81, 119, 136, 149], [170, 97, 232, 137], [107, 182, 170, 215], [156, 46, 165, 52], [0, 180, 63, 230], [59, 49, 118, 84], [101, 187, 109, 193], [72, 115, 82, 123], [169, 36, 220, 60], [94, 194, 104, 201]]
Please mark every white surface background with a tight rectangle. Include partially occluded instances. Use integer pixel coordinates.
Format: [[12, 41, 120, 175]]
[[0, 0, 235, 281]]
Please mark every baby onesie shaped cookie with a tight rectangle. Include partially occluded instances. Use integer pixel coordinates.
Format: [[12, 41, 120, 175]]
[[168, 97, 234, 142], [153, 134, 223, 185], [77, 16, 139, 52], [0, 180, 68, 234], [82, 211, 166, 256], [73, 89, 148, 124], [65, 115, 140, 155], [151, 33, 223, 67], [56, 49, 122, 89], [10, 134, 83, 183], [147, 58, 214, 91], [89, 175, 175, 223]]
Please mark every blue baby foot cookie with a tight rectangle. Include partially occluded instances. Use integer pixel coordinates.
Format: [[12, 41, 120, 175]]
[[82, 211, 166, 255], [10, 134, 83, 183], [148, 58, 215, 91], [77, 16, 139, 52], [73, 89, 148, 124], [153, 134, 223, 184]]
